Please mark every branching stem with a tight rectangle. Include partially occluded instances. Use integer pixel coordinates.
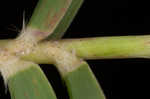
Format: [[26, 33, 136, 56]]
[[1, 35, 150, 65]]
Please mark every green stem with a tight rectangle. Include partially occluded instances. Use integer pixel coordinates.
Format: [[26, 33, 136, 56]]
[[1, 35, 150, 64], [59, 35, 150, 59]]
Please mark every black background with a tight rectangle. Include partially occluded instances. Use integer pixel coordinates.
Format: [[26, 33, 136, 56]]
[[0, 0, 150, 99]]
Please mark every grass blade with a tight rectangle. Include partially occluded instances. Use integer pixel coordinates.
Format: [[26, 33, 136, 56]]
[[26, 0, 72, 41], [47, 0, 84, 39], [63, 62, 105, 99], [8, 64, 57, 99]]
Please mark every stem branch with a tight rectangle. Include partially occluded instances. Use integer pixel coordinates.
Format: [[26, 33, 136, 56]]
[[1, 35, 150, 64]]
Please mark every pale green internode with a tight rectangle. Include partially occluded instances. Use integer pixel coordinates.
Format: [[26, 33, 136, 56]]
[[1, 35, 150, 64], [23, 35, 150, 63], [60, 35, 150, 59]]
